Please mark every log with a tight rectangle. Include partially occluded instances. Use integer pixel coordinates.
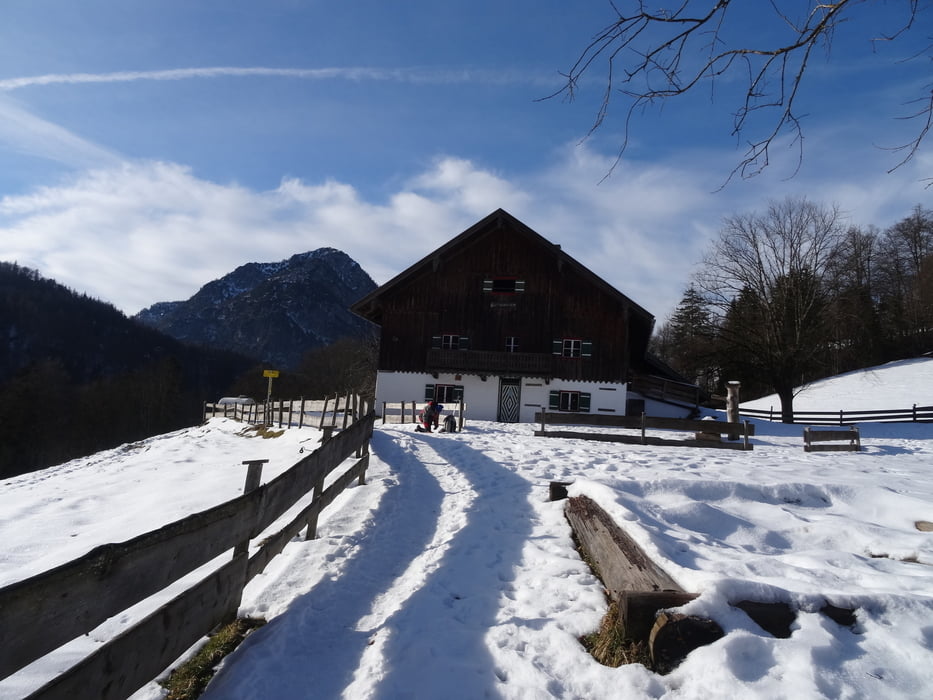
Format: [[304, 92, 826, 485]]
[[649, 612, 725, 675], [565, 496, 681, 596]]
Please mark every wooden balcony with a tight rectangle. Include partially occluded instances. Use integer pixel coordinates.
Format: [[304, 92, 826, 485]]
[[426, 348, 555, 376]]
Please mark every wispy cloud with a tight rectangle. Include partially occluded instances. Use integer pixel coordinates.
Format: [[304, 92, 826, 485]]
[[0, 97, 120, 168], [0, 66, 557, 92]]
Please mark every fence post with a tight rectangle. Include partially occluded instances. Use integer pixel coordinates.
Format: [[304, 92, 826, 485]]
[[913, 404, 917, 422], [234, 460, 268, 558], [726, 381, 741, 440], [342, 391, 352, 429], [305, 476, 325, 541], [318, 395, 330, 429], [839, 409, 844, 426], [458, 398, 464, 431]]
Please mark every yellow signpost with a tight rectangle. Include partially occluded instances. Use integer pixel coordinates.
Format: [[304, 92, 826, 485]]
[[263, 370, 279, 425]]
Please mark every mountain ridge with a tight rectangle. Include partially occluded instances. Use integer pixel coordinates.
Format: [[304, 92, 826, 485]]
[[134, 247, 378, 369]]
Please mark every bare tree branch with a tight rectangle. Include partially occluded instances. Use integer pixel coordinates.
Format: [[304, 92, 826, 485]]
[[546, 0, 929, 184]]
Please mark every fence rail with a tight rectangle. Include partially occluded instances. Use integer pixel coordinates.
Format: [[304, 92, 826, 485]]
[[204, 393, 368, 429], [739, 404, 933, 424], [0, 411, 376, 699]]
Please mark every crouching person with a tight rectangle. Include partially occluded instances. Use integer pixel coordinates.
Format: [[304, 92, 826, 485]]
[[416, 400, 440, 432]]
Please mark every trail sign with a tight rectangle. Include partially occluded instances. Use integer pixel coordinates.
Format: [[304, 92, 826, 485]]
[[263, 369, 280, 378]]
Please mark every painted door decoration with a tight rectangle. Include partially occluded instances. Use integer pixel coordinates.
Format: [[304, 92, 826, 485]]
[[497, 377, 521, 422]]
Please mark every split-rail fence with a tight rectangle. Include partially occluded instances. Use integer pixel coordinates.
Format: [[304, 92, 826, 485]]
[[0, 410, 376, 700]]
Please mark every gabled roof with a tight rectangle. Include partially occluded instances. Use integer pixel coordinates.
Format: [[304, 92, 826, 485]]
[[351, 208, 655, 327]]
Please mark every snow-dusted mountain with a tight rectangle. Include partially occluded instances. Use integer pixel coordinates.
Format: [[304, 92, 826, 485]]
[[135, 248, 377, 369]]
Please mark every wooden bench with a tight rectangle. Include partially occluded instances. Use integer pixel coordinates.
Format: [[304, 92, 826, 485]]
[[534, 411, 755, 450], [803, 426, 861, 452]]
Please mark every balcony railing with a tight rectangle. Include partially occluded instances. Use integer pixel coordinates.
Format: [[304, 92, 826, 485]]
[[426, 348, 555, 375]]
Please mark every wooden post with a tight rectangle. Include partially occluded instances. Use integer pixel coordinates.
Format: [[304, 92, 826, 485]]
[[305, 477, 325, 540], [382, 401, 387, 424], [318, 396, 330, 429], [726, 381, 741, 440], [458, 398, 465, 431], [540, 408, 547, 434], [411, 401, 417, 423], [234, 460, 268, 558], [299, 398, 305, 428], [342, 391, 351, 429], [640, 412, 647, 445]]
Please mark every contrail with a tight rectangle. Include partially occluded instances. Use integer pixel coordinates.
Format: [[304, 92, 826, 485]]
[[0, 66, 551, 91]]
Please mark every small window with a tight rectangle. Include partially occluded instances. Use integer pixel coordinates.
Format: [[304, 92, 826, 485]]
[[548, 390, 592, 413], [432, 334, 470, 350], [505, 336, 519, 352], [427, 384, 464, 404], [552, 338, 593, 358], [483, 278, 525, 294]]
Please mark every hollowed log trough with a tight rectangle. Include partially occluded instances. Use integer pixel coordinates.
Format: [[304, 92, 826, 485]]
[[558, 490, 855, 673]]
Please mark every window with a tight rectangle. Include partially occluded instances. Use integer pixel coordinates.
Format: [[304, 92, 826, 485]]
[[425, 384, 464, 404], [432, 335, 470, 350], [552, 338, 593, 358], [548, 390, 592, 413], [505, 336, 519, 353], [482, 278, 526, 294]]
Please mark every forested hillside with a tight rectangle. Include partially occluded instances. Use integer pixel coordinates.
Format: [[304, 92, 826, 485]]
[[0, 262, 254, 477]]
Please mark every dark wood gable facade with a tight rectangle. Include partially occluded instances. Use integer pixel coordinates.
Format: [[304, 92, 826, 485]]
[[351, 209, 659, 422]]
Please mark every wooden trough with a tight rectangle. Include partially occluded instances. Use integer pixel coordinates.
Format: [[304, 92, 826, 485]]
[[556, 488, 856, 673]]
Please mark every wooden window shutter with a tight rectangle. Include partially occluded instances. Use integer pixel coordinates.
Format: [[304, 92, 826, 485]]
[[482, 279, 493, 292], [453, 386, 464, 401], [548, 391, 560, 410], [551, 339, 562, 355], [515, 280, 525, 292], [581, 341, 593, 358], [424, 384, 435, 401], [431, 336, 442, 349], [579, 393, 592, 412], [459, 336, 470, 350]]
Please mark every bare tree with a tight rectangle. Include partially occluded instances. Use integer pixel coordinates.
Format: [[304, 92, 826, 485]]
[[695, 197, 846, 421], [551, 1, 930, 183]]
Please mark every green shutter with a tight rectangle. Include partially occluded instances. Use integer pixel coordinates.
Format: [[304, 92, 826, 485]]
[[424, 384, 436, 401], [552, 339, 562, 355], [548, 390, 560, 410], [579, 393, 592, 412], [581, 341, 593, 358]]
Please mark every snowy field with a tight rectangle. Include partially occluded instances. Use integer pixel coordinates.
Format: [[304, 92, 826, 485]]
[[1, 359, 932, 699]]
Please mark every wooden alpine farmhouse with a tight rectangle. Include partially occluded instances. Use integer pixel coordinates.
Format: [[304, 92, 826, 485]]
[[351, 209, 698, 423]]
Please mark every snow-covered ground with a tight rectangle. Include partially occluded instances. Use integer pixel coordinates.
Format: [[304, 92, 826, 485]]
[[2, 359, 932, 699]]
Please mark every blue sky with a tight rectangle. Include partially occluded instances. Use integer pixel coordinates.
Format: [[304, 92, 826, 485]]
[[0, 1, 930, 325]]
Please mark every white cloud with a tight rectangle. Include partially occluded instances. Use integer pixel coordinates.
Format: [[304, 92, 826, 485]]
[[1, 132, 927, 327]]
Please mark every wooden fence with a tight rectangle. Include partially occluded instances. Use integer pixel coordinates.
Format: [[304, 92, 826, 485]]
[[534, 411, 755, 450], [739, 404, 933, 425], [204, 392, 368, 429], [0, 412, 376, 700], [381, 399, 466, 430]]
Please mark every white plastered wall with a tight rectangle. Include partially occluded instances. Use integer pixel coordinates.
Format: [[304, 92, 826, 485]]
[[374, 371, 630, 423]]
